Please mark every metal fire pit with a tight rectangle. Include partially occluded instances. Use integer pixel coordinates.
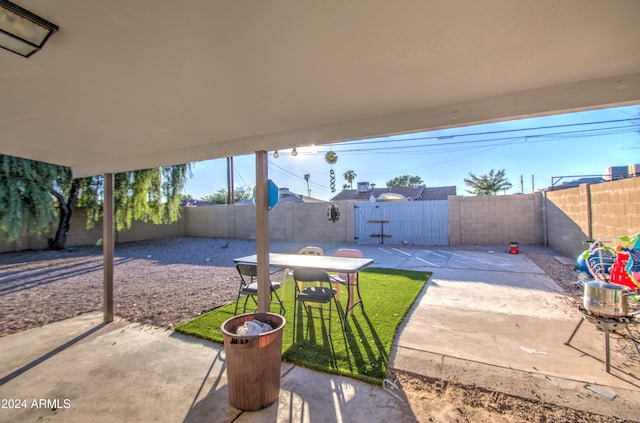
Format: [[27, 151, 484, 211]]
[[565, 306, 640, 372]]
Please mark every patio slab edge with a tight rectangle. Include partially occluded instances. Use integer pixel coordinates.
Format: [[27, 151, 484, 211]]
[[390, 345, 640, 421]]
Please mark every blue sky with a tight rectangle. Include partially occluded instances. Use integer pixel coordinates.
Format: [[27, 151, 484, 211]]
[[185, 104, 640, 201]]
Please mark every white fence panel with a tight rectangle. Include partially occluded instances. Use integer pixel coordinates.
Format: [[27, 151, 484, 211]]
[[354, 201, 448, 246]]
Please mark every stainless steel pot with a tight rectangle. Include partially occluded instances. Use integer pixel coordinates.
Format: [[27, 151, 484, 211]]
[[583, 281, 630, 317]]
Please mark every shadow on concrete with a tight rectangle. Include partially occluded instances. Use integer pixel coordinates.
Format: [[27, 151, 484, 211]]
[[564, 317, 640, 389], [182, 349, 240, 423], [0, 322, 108, 386]]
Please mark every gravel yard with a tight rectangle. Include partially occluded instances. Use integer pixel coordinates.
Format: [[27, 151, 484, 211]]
[[1, 237, 258, 335], [0, 237, 582, 336]]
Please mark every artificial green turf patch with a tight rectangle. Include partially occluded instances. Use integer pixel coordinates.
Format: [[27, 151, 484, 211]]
[[175, 268, 429, 385]]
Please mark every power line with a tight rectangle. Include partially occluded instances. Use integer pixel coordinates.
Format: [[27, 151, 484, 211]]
[[343, 123, 638, 178], [329, 123, 638, 155], [338, 118, 637, 147], [232, 159, 251, 189], [272, 121, 637, 160], [268, 120, 639, 182], [190, 113, 639, 197], [358, 142, 509, 177], [268, 161, 332, 194]]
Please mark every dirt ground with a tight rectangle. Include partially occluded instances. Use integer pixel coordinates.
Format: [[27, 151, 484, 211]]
[[1, 238, 638, 422], [395, 371, 634, 423]]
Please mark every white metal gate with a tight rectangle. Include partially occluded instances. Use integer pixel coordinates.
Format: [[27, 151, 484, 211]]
[[354, 201, 448, 246]]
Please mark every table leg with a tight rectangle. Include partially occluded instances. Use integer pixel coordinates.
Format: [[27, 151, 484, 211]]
[[344, 273, 364, 316], [348, 276, 354, 316], [354, 272, 363, 313], [349, 276, 357, 316]]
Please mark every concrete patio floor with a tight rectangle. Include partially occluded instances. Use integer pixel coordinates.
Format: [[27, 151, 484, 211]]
[[378, 247, 640, 421], [0, 313, 415, 422], [1, 243, 639, 422]]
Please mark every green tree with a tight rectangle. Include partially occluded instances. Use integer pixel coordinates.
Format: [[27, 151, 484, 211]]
[[343, 170, 357, 189], [0, 155, 62, 243], [201, 191, 224, 204], [203, 186, 252, 204], [386, 175, 424, 187], [464, 169, 512, 196], [0, 155, 190, 250]]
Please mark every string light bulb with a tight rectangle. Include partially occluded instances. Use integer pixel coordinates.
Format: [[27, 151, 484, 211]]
[[291, 147, 298, 157], [273, 150, 279, 158]]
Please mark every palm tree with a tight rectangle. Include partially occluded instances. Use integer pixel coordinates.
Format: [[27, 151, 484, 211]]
[[464, 169, 512, 195], [303, 173, 311, 196], [343, 170, 357, 189]]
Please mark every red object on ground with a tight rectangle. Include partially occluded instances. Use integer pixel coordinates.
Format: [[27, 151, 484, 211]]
[[510, 244, 519, 254]]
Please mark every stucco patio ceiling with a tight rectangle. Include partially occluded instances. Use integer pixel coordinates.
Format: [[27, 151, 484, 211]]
[[2, 0, 640, 177]]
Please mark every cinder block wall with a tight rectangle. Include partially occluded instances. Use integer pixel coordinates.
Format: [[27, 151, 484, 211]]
[[545, 177, 640, 258], [115, 213, 185, 243], [287, 201, 354, 242], [65, 209, 104, 246], [590, 177, 639, 240], [1, 226, 51, 252], [0, 208, 186, 253], [185, 205, 235, 238], [2, 180, 637, 256], [0, 208, 103, 252], [544, 185, 590, 257], [183, 200, 355, 243], [448, 193, 543, 245]]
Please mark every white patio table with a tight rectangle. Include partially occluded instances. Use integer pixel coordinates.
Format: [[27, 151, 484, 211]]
[[234, 253, 374, 315]]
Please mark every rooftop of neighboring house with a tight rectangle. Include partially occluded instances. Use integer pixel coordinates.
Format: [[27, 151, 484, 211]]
[[330, 182, 456, 201], [547, 164, 640, 191], [180, 199, 216, 207], [277, 187, 326, 203], [234, 187, 326, 205]]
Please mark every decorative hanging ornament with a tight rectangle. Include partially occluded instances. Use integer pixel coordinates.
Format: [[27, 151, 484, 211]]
[[327, 204, 340, 223], [325, 151, 338, 165], [329, 169, 336, 192], [325, 151, 338, 192]]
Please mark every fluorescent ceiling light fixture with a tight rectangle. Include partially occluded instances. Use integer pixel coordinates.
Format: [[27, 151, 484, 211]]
[[0, 0, 58, 57]]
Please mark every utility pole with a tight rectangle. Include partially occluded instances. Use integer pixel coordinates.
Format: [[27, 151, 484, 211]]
[[303, 173, 311, 197], [520, 175, 524, 194], [226, 157, 234, 204], [531, 175, 535, 193]]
